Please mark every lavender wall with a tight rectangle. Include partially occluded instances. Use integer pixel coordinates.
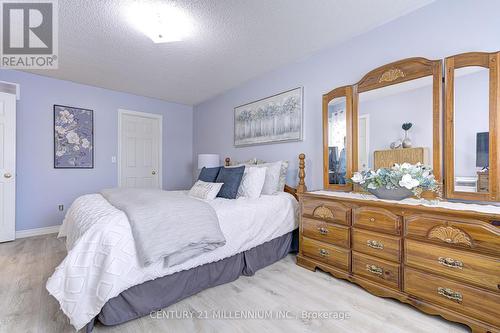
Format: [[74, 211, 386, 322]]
[[0, 70, 193, 231], [193, 0, 500, 190]]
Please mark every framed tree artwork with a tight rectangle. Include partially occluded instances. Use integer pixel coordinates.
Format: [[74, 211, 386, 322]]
[[234, 87, 303, 147], [54, 104, 94, 168]]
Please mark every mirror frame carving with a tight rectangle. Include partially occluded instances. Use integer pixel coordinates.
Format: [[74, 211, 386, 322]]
[[352, 57, 443, 183], [323, 86, 353, 191], [444, 51, 500, 202]]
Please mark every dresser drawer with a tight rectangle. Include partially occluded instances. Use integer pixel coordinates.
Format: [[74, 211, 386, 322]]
[[302, 217, 350, 248], [302, 198, 351, 225], [353, 206, 401, 235], [352, 229, 401, 262], [301, 237, 350, 271], [404, 268, 500, 326], [352, 251, 400, 290], [405, 214, 500, 255], [405, 239, 500, 292]]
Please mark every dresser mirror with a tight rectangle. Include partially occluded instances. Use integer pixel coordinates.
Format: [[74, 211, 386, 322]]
[[353, 58, 442, 181], [322, 53, 500, 203], [323, 86, 353, 190], [356, 76, 434, 171], [445, 52, 500, 201]]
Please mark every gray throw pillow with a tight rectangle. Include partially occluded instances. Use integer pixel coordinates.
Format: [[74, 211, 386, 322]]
[[216, 166, 245, 199]]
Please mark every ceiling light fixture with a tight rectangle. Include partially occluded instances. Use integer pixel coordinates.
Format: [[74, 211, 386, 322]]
[[125, 2, 194, 43]]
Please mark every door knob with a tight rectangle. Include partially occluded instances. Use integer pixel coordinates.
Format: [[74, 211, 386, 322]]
[[4, 173, 12, 179], [152, 170, 156, 175]]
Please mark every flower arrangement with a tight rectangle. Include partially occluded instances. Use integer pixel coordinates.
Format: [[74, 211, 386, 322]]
[[350, 163, 440, 199]]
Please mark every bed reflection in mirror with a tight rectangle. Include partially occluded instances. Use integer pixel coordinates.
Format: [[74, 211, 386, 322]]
[[328, 97, 347, 184], [357, 76, 433, 172], [453, 66, 490, 193]]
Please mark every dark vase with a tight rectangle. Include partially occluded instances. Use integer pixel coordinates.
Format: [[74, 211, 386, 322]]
[[368, 187, 413, 200]]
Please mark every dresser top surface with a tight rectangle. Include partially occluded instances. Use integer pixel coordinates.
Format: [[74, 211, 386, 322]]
[[306, 190, 500, 217]]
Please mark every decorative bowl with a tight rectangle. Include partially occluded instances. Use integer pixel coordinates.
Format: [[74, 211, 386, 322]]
[[368, 187, 413, 201]]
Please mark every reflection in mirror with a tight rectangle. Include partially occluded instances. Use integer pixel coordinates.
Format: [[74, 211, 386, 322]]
[[328, 97, 347, 184], [453, 66, 489, 193], [357, 76, 433, 172]]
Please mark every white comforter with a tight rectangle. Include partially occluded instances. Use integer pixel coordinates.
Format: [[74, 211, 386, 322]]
[[46, 191, 298, 330]]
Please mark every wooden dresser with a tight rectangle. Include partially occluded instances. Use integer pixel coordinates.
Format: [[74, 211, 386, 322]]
[[297, 191, 500, 333]]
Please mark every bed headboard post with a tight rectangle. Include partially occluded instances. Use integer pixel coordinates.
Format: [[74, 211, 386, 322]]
[[225, 157, 231, 167], [297, 153, 307, 194]]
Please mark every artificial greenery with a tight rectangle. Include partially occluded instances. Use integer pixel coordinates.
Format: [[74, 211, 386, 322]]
[[350, 163, 440, 198]]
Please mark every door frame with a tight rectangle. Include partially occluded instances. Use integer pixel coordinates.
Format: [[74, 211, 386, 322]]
[[117, 109, 163, 188], [358, 113, 370, 171], [0, 89, 17, 242]]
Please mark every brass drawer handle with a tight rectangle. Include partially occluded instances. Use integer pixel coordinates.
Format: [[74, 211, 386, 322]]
[[438, 257, 463, 269], [317, 227, 329, 235], [319, 248, 330, 257], [366, 264, 383, 276], [366, 240, 384, 250], [437, 287, 463, 303], [369, 217, 375, 222]]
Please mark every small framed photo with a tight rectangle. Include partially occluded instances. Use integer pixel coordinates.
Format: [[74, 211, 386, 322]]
[[54, 105, 94, 168]]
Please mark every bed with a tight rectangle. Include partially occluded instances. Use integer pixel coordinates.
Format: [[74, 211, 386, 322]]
[[46, 154, 307, 332]]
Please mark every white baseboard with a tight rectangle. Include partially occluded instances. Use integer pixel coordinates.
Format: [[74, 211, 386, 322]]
[[15, 225, 61, 239]]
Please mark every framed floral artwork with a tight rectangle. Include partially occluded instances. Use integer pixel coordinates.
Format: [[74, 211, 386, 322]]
[[54, 105, 94, 168]]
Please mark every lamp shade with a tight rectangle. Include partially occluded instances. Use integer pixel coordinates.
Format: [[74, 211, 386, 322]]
[[198, 154, 220, 169]]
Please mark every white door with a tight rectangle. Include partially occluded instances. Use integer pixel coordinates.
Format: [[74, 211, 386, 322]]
[[0, 92, 16, 242], [358, 115, 370, 171], [118, 110, 162, 188]]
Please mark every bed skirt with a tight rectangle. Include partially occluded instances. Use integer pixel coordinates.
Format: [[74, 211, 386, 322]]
[[86, 229, 298, 332]]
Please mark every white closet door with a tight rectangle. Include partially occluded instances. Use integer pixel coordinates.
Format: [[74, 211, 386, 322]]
[[0, 92, 16, 242], [119, 110, 162, 189]]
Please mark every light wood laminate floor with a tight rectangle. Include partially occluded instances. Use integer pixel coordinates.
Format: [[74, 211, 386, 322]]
[[0, 234, 470, 333]]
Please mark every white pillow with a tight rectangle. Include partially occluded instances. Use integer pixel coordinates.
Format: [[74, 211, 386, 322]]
[[188, 180, 224, 200], [252, 161, 282, 195], [237, 167, 267, 199]]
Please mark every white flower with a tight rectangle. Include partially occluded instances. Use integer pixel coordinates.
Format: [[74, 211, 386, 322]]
[[66, 131, 80, 144], [422, 171, 430, 178], [401, 162, 412, 169], [55, 125, 66, 135], [81, 138, 90, 149], [351, 172, 364, 183], [73, 145, 80, 151], [59, 110, 74, 124], [399, 174, 420, 189], [367, 183, 377, 189], [56, 149, 65, 157]]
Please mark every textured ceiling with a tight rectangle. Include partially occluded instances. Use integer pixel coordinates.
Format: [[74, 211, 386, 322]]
[[26, 0, 434, 105]]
